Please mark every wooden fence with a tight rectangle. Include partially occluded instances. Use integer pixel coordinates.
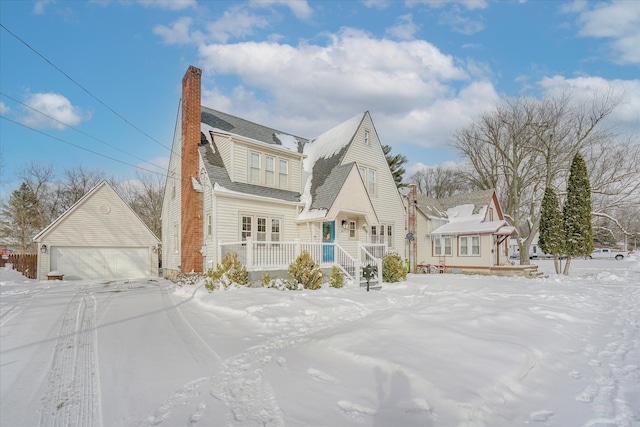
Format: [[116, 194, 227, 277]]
[[1, 254, 38, 279]]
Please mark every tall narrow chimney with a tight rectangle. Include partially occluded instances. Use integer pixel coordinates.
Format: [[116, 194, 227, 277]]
[[181, 65, 203, 273]]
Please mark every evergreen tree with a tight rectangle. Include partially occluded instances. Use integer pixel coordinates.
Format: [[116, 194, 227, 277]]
[[562, 153, 594, 274], [382, 145, 407, 188], [539, 186, 565, 274], [0, 183, 40, 252]]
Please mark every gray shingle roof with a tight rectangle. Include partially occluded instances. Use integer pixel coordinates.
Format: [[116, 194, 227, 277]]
[[201, 107, 309, 152], [416, 189, 496, 219], [310, 162, 353, 210]]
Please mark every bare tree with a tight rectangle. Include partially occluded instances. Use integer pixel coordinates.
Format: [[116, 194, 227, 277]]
[[453, 90, 620, 263], [118, 172, 164, 239], [56, 165, 110, 213], [17, 162, 56, 231], [410, 164, 472, 198]]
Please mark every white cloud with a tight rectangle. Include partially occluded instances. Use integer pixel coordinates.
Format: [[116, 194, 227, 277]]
[[33, 0, 54, 14], [437, 5, 484, 35], [206, 6, 270, 43], [249, 0, 313, 20], [385, 14, 420, 40], [538, 75, 640, 136], [154, 17, 200, 45], [19, 92, 87, 130], [407, 0, 488, 11], [363, 0, 391, 10], [568, 0, 640, 64], [0, 101, 9, 114], [197, 28, 498, 149], [136, 0, 196, 10]]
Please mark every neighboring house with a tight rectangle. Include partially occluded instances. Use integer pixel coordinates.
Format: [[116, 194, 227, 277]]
[[508, 234, 552, 260], [407, 185, 521, 275], [161, 65, 407, 284], [34, 180, 160, 281]]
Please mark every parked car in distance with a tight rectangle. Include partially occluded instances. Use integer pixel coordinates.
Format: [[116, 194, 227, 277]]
[[586, 248, 627, 260]]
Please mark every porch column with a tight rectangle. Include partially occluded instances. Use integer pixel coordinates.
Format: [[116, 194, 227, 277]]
[[246, 237, 253, 270]]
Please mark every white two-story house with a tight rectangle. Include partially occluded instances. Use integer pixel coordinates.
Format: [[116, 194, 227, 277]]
[[161, 66, 407, 284]]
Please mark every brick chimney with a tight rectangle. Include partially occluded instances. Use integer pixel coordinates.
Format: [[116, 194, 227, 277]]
[[181, 65, 203, 273]]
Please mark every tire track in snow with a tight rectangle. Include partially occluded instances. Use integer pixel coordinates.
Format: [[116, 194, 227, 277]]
[[39, 294, 102, 427], [141, 290, 421, 426], [0, 286, 43, 327]]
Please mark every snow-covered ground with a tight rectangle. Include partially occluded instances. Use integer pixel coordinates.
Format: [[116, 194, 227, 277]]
[[1, 258, 639, 427]]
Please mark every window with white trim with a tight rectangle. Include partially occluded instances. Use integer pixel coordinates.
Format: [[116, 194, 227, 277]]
[[459, 235, 480, 256], [257, 217, 267, 242], [206, 214, 212, 237], [371, 225, 378, 243], [379, 225, 385, 244], [241, 216, 252, 241], [265, 156, 275, 186], [250, 152, 261, 183], [349, 221, 356, 239], [386, 225, 393, 248], [271, 219, 281, 242], [279, 159, 288, 189], [364, 130, 370, 145], [434, 236, 452, 256], [240, 215, 283, 242], [173, 224, 179, 254], [358, 165, 377, 196]]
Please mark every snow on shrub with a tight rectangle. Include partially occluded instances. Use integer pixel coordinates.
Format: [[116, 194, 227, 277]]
[[205, 252, 248, 291], [328, 266, 344, 288], [288, 250, 322, 290], [382, 251, 407, 283], [262, 272, 301, 291]]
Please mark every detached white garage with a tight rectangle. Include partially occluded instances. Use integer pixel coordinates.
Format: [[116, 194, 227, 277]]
[[34, 181, 160, 281]]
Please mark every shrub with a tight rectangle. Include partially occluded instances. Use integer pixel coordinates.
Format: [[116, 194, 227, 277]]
[[205, 252, 248, 291], [328, 266, 344, 288], [382, 251, 407, 283], [288, 250, 322, 290], [176, 272, 206, 286]]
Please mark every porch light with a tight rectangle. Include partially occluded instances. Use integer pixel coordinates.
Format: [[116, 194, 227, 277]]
[[151, 246, 157, 253], [362, 224, 368, 231], [342, 220, 349, 229], [40, 244, 47, 254]]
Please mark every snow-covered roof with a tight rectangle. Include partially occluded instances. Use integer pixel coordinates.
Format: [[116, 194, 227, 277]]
[[430, 220, 510, 236]]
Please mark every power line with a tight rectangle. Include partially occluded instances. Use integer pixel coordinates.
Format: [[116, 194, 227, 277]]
[[0, 23, 194, 171], [1, 115, 173, 180], [0, 91, 160, 169]]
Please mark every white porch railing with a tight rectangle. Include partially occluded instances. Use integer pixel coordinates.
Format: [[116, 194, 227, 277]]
[[218, 238, 387, 285]]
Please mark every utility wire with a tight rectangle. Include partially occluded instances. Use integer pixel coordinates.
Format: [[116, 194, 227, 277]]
[[0, 23, 195, 171], [1, 115, 175, 180], [0, 91, 162, 170]]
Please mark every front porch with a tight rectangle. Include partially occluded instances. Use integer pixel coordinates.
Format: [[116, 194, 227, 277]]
[[219, 238, 387, 286]]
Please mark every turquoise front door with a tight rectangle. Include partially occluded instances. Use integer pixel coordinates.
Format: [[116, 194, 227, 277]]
[[322, 221, 335, 263]]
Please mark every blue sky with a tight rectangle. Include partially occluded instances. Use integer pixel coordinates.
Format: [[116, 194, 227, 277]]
[[1, 0, 638, 197]]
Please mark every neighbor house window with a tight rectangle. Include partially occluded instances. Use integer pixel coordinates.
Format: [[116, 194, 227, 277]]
[[460, 236, 479, 256], [265, 156, 275, 186], [250, 152, 261, 183], [488, 207, 494, 221], [349, 221, 356, 239], [279, 159, 288, 188], [434, 236, 452, 256]]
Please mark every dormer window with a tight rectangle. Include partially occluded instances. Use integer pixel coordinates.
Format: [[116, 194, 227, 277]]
[[265, 155, 275, 186], [279, 159, 288, 189], [250, 152, 261, 183]]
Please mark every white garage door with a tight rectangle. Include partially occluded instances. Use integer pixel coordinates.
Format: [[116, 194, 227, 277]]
[[51, 247, 149, 280]]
